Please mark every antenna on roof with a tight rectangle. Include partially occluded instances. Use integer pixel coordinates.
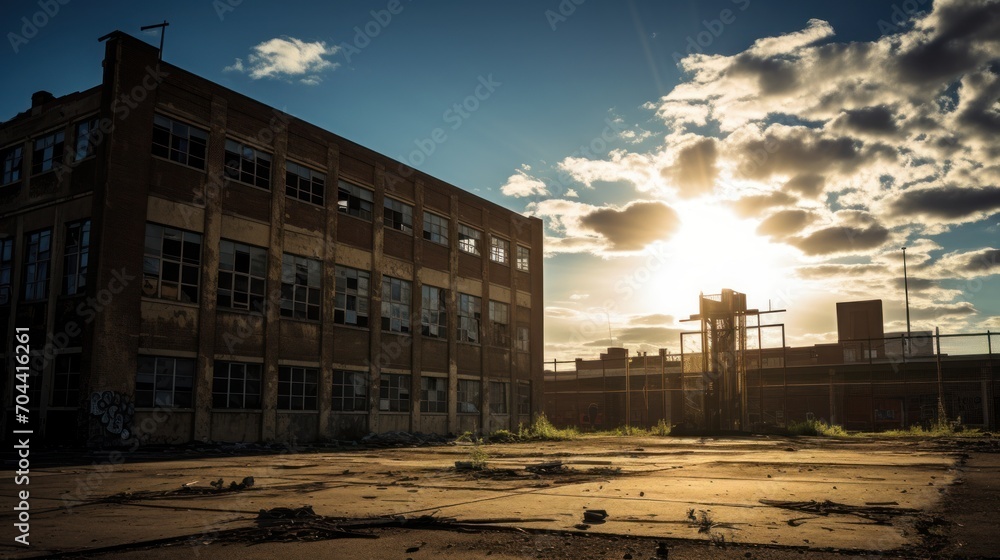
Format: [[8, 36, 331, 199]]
[[140, 20, 169, 60]]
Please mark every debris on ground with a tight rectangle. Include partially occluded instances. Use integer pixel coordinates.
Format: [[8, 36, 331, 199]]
[[209, 476, 255, 491], [360, 431, 450, 448], [759, 499, 919, 524], [526, 461, 565, 474], [584, 509, 608, 523]]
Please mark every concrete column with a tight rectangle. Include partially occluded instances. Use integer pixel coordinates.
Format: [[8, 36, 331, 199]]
[[368, 163, 385, 434], [192, 95, 227, 442], [447, 194, 459, 432], [317, 143, 340, 440], [259, 117, 288, 442], [479, 208, 491, 433], [411, 179, 424, 432]]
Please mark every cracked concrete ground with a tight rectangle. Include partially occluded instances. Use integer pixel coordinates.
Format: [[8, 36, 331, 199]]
[[2, 435, 997, 559]]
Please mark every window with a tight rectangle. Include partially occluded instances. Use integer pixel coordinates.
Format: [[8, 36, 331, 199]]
[[516, 325, 530, 353], [421, 376, 447, 413], [383, 197, 413, 234], [490, 236, 509, 265], [224, 139, 272, 189], [32, 131, 64, 174], [517, 381, 531, 415], [51, 353, 81, 407], [379, 373, 410, 412], [286, 161, 325, 205], [281, 254, 321, 321], [332, 370, 368, 412], [516, 246, 530, 272], [74, 117, 100, 161], [423, 212, 449, 245], [457, 293, 481, 343], [420, 285, 447, 338], [151, 114, 208, 169], [381, 276, 412, 333], [338, 180, 374, 220], [63, 220, 90, 296], [143, 224, 202, 303], [0, 238, 12, 305], [218, 240, 267, 311], [278, 366, 318, 411], [1, 144, 23, 184], [23, 229, 51, 301], [458, 224, 481, 255], [334, 266, 370, 327], [136, 356, 194, 408], [489, 381, 509, 414], [489, 300, 510, 347], [457, 379, 480, 413], [212, 361, 262, 409]]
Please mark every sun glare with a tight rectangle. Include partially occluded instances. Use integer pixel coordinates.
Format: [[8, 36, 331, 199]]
[[641, 200, 795, 316]]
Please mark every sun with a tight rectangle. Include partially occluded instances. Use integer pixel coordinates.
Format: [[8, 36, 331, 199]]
[[641, 199, 796, 316]]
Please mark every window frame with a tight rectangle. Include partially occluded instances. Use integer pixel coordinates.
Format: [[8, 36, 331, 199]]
[[489, 236, 509, 265], [143, 223, 202, 304], [217, 239, 267, 312], [212, 361, 262, 409], [332, 370, 368, 412], [277, 366, 319, 411], [422, 211, 449, 245], [0, 238, 13, 305], [457, 293, 481, 344], [224, 138, 272, 190], [63, 219, 90, 296], [489, 300, 510, 347], [516, 325, 530, 353], [420, 376, 447, 413], [489, 380, 509, 414], [151, 114, 208, 170], [383, 197, 414, 234], [457, 379, 481, 414], [337, 180, 374, 221], [280, 253, 321, 322], [517, 381, 531, 415], [379, 373, 411, 412], [516, 245, 530, 272], [136, 356, 195, 408], [381, 276, 412, 334], [31, 130, 65, 175], [74, 117, 101, 161], [285, 160, 325, 206], [51, 353, 81, 408], [23, 228, 52, 301], [420, 284, 447, 338], [458, 224, 482, 256], [1, 144, 24, 185], [334, 265, 370, 327]]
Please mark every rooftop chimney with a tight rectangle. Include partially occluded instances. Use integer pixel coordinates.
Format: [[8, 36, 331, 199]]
[[31, 90, 55, 108]]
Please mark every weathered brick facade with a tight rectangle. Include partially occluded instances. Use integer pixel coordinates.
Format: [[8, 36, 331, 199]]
[[0, 32, 543, 445]]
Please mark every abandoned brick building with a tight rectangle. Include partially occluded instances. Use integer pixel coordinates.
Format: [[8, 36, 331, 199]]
[[0, 32, 543, 445]]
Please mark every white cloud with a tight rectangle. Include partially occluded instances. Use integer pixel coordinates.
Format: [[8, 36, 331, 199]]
[[499, 169, 549, 198], [225, 37, 340, 84]]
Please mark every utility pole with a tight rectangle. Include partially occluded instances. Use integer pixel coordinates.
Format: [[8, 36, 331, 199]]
[[140, 20, 169, 60], [902, 247, 912, 351]]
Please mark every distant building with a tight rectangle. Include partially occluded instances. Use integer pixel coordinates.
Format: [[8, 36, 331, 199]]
[[0, 32, 544, 446], [546, 296, 997, 432]]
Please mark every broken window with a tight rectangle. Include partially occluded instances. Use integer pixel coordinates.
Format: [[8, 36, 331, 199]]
[[143, 223, 202, 304]]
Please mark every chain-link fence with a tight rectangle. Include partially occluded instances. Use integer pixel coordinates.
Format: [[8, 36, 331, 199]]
[[544, 332, 998, 432]]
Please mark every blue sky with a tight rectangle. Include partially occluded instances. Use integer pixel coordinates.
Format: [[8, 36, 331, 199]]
[[3, 0, 999, 359]]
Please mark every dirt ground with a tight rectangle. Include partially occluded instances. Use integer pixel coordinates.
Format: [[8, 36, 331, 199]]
[[2, 434, 998, 559]]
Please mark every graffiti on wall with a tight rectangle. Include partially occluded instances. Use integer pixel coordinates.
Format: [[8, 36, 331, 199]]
[[90, 391, 134, 440]]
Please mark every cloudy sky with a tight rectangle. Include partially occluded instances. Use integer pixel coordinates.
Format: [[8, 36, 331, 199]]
[[3, 0, 998, 360]]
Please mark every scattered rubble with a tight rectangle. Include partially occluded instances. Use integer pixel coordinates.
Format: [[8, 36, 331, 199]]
[[360, 431, 450, 447], [759, 499, 919, 524]]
